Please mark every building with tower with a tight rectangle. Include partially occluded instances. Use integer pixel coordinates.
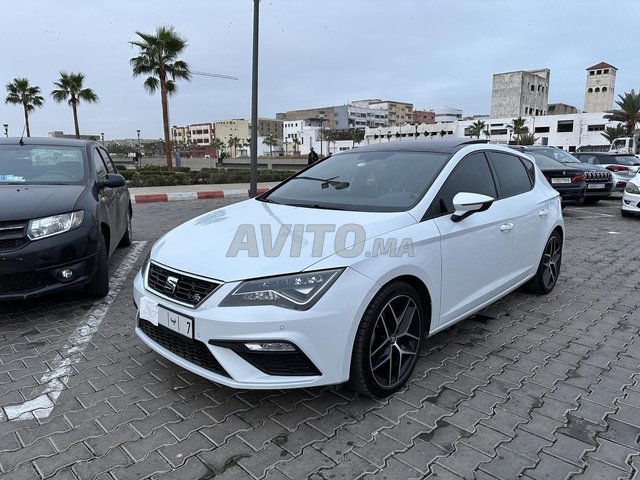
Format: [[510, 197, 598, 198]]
[[583, 62, 617, 113]]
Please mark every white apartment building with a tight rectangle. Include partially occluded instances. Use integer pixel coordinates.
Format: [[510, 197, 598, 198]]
[[364, 112, 614, 152]]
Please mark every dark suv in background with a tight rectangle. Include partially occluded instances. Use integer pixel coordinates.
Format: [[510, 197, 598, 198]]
[[511, 146, 613, 203], [0, 138, 131, 300]]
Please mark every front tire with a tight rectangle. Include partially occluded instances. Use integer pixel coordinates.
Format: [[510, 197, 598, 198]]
[[349, 282, 424, 398], [583, 197, 600, 204], [523, 231, 562, 295], [85, 234, 109, 299], [621, 209, 634, 218]]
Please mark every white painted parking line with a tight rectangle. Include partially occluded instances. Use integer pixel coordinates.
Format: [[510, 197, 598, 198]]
[[3, 241, 147, 421], [564, 209, 616, 217]]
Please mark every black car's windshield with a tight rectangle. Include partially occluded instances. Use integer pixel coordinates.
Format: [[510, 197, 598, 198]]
[[534, 148, 581, 164], [0, 145, 86, 185], [262, 150, 450, 212]]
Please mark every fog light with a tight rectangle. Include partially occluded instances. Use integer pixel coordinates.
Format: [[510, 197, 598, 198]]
[[244, 342, 296, 352], [60, 269, 74, 280]]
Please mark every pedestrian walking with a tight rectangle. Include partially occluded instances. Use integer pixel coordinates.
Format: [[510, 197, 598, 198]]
[[308, 146, 319, 165]]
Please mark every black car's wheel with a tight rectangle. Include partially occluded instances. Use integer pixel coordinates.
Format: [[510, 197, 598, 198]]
[[118, 209, 133, 248], [86, 234, 109, 299], [349, 282, 424, 398], [523, 231, 562, 295], [583, 197, 600, 204]]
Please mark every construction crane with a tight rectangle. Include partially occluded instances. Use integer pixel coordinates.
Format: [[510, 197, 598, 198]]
[[191, 70, 238, 81]]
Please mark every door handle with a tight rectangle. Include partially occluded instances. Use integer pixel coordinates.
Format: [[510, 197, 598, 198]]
[[500, 223, 513, 232], [539, 209, 549, 217]]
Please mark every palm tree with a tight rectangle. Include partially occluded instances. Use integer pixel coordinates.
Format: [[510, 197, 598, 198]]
[[211, 137, 225, 158], [5, 78, 44, 137], [292, 137, 301, 155], [262, 134, 278, 156], [604, 90, 640, 135], [507, 117, 529, 145], [130, 25, 191, 171], [227, 136, 241, 158], [468, 120, 486, 139], [601, 124, 627, 144], [51, 72, 98, 138], [519, 132, 538, 145]]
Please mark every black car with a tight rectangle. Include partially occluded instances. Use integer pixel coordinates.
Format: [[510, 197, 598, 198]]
[[522, 151, 586, 205], [0, 138, 131, 300], [511, 146, 613, 203]]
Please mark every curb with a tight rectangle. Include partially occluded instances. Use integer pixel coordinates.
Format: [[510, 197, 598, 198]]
[[131, 188, 269, 204]]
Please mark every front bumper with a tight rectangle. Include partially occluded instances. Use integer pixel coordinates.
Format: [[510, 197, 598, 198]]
[[0, 224, 98, 300], [622, 190, 640, 214], [133, 266, 377, 389]]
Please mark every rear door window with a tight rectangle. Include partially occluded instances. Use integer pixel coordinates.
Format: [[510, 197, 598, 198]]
[[488, 152, 534, 198]]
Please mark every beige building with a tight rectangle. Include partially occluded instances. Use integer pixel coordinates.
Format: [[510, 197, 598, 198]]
[[213, 118, 283, 146], [281, 107, 339, 129], [491, 69, 550, 118], [584, 62, 617, 113], [353, 99, 413, 125]]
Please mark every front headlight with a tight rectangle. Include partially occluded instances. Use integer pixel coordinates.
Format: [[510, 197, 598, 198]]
[[27, 211, 84, 240], [220, 268, 344, 310], [625, 182, 640, 194]]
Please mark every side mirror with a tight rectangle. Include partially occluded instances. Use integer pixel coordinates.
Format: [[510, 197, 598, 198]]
[[99, 173, 126, 189], [629, 166, 640, 175], [451, 192, 495, 223]]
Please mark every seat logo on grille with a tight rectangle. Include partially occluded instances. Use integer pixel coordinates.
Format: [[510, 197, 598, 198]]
[[164, 276, 179, 294]]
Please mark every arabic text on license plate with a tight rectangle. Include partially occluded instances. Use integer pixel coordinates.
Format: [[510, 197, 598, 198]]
[[158, 307, 194, 339], [588, 183, 605, 189], [552, 177, 571, 184]]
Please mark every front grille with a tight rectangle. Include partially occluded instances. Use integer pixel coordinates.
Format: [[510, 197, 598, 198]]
[[585, 171, 610, 182], [138, 318, 229, 377], [0, 221, 28, 252], [147, 262, 221, 307], [0, 271, 48, 294]]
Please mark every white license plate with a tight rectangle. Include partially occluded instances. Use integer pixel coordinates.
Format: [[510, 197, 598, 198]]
[[158, 307, 194, 339], [552, 177, 571, 184], [588, 183, 605, 189]]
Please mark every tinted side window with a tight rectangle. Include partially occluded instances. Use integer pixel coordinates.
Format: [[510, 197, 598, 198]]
[[489, 152, 533, 198], [428, 152, 497, 216], [98, 148, 117, 173], [92, 148, 108, 181], [522, 158, 536, 186]]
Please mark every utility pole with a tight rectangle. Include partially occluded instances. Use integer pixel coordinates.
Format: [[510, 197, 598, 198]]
[[249, 0, 260, 197]]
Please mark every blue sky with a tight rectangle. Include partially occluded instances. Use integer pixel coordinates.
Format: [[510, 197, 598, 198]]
[[2, 0, 638, 139]]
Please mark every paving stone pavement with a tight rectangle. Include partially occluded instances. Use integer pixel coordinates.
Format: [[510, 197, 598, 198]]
[[0, 198, 639, 480]]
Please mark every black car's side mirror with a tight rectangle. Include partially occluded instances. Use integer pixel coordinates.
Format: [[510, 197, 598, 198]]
[[99, 173, 126, 189]]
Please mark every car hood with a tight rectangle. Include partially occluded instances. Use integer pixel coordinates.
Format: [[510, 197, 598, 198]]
[[0, 184, 87, 222], [151, 198, 417, 282]]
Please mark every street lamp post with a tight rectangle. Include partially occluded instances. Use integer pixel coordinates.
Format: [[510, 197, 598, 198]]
[[136, 129, 141, 149], [3, 124, 8, 137], [100, 132, 104, 146], [249, 0, 260, 197]]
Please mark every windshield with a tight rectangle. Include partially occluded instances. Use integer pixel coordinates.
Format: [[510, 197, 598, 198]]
[[0, 145, 86, 185], [262, 150, 451, 212], [533, 148, 582, 164]]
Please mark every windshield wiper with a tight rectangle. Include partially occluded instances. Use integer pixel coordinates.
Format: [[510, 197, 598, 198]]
[[286, 202, 347, 210], [293, 176, 350, 190], [258, 196, 280, 204]]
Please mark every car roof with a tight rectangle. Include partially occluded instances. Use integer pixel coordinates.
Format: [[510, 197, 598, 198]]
[[0, 137, 94, 147], [353, 138, 489, 154]]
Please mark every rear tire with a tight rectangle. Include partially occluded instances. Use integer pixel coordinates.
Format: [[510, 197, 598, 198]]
[[523, 231, 562, 295], [118, 209, 133, 248], [85, 234, 109, 299], [349, 282, 424, 398]]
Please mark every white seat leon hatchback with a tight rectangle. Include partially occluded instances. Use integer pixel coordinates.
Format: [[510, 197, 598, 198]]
[[133, 139, 564, 398]]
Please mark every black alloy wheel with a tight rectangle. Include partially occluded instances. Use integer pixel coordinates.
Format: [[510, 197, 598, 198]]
[[349, 282, 424, 398]]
